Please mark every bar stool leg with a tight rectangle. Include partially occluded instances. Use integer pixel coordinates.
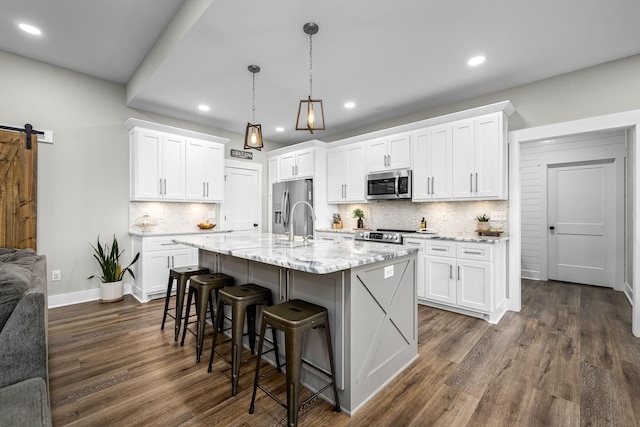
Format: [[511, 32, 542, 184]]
[[180, 288, 194, 347], [230, 300, 247, 395], [174, 275, 188, 341], [208, 298, 225, 373], [246, 304, 257, 354], [285, 328, 303, 427], [160, 276, 174, 330], [323, 322, 341, 412], [194, 288, 213, 363], [249, 318, 268, 414]]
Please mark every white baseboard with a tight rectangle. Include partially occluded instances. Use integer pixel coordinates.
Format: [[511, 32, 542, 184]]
[[48, 283, 133, 308], [624, 282, 633, 306], [521, 270, 540, 280]]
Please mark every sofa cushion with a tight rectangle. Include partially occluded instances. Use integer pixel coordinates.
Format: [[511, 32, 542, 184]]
[[0, 377, 52, 427]]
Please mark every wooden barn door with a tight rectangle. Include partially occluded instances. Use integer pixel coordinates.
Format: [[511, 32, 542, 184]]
[[0, 129, 37, 250]]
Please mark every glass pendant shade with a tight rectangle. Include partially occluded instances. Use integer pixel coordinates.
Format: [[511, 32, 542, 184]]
[[295, 97, 325, 133], [244, 123, 263, 150]]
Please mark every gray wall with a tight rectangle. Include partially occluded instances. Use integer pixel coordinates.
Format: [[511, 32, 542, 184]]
[[0, 50, 283, 298]]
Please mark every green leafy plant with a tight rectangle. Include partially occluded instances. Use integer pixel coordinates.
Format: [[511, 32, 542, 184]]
[[475, 214, 490, 222], [352, 208, 365, 219], [88, 235, 140, 283]]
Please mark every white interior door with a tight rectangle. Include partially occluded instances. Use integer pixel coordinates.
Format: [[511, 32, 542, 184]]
[[548, 161, 615, 287], [222, 166, 260, 232]]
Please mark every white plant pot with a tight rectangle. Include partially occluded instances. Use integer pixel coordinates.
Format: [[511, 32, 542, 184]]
[[100, 280, 124, 302]]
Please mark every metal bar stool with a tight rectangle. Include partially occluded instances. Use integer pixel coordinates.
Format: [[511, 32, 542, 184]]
[[249, 299, 341, 427], [180, 273, 234, 362], [161, 266, 209, 341], [208, 283, 280, 396]]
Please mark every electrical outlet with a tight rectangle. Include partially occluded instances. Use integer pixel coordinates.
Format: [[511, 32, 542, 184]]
[[384, 265, 394, 279], [156, 210, 163, 219], [441, 212, 448, 221], [52, 270, 61, 281], [491, 211, 507, 221]]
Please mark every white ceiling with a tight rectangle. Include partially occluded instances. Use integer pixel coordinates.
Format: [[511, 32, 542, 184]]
[[2, 0, 640, 145]]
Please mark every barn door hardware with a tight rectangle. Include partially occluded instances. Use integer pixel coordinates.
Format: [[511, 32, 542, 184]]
[[0, 123, 44, 149]]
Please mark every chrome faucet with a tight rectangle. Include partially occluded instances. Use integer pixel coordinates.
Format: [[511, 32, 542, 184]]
[[288, 201, 317, 241]]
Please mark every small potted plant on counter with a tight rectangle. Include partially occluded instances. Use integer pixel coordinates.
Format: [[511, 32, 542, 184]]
[[353, 208, 366, 229], [89, 235, 140, 302], [475, 214, 491, 232]]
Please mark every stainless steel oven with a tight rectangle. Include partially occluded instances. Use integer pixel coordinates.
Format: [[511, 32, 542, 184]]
[[366, 169, 412, 201]]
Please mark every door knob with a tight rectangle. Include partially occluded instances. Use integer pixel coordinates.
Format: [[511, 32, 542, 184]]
[[549, 226, 555, 230], [253, 223, 258, 227]]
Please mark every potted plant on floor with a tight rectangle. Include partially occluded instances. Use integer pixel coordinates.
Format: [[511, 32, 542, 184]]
[[89, 235, 140, 302], [475, 214, 491, 232], [353, 208, 366, 229]]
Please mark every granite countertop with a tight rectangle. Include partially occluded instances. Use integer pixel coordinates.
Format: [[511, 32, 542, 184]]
[[402, 233, 509, 243], [173, 233, 418, 274], [128, 229, 233, 237], [315, 228, 356, 234]]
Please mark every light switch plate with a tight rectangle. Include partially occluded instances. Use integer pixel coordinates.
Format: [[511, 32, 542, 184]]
[[490, 211, 507, 221]]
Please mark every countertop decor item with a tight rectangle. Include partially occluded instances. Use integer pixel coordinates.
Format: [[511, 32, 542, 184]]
[[134, 213, 158, 232], [197, 221, 216, 230], [88, 235, 140, 303], [475, 214, 491, 232], [352, 208, 365, 229]]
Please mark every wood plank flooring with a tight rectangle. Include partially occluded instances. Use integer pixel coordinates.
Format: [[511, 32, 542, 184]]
[[47, 279, 640, 426]]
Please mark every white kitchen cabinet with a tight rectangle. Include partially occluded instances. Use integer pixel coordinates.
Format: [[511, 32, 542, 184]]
[[412, 125, 453, 201], [315, 231, 355, 242], [327, 143, 366, 203], [452, 113, 507, 200], [130, 129, 185, 201], [279, 147, 314, 181], [403, 238, 426, 299], [130, 235, 199, 302], [185, 138, 225, 202], [418, 239, 507, 323], [366, 133, 411, 172]]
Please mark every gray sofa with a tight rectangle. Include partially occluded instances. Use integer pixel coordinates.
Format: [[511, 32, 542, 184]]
[[0, 248, 51, 427]]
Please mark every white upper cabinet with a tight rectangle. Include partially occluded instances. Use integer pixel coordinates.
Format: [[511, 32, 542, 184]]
[[411, 125, 453, 201], [279, 147, 315, 181], [452, 113, 507, 200], [127, 119, 229, 203], [130, 129, 185, 201], [366, 133, 411, 173], [185, 138, 225, 202], [327, 143, 366, 203]]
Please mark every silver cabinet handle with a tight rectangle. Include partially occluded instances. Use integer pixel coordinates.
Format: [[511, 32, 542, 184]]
[[160, 242, 178, 246], [475, 173, 478, 193], [457, 265, 460, 280], [449, 264, 453, 279], [166, 256, 170, 268], [203, 182, 206, 197], [464, 250, 483, 255], [171, 256, 175, 268], [206, 182, 209, 197], [432, 247, 447, 252], [427, 177, 431, 195], [431, 177, 435, 195], [470, 173, 473, 193], [164, 179, 167, 195]]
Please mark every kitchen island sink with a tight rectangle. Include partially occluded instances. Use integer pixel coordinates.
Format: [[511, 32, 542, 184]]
[[174, 233, 418, 415]]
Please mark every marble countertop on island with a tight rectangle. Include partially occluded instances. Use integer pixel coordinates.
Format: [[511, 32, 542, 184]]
[[402, 233, 509, 243], [173, 233, 418, 274], [128, 229, 233, 237]]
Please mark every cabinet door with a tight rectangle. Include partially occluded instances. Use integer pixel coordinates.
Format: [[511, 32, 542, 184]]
[[411, 130, 430, 201], [367, 139, 389, 172], [132, 130, 163, 200], [279, 153, 297, 180], [143, 251, 172, 296], [162, 135, 185, 200], [316, 232, 340, 242], [474, 115, 502, 198], [388, 134, 411, 169], [452, 120, 475, 199], [430, 126, 453, 200], [204, 142, 224, 202], [344, 143, 366, 201], [424, 256, 456, 304], [404, 239, 425, 298], [327, 148, 345, 203], [456, 259, 491, 312], [295, 149, 315, 178], [185, 139, 207, 200]]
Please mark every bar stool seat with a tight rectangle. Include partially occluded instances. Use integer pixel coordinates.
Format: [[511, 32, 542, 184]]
[[249, 299, 340, 426], [208, 283, 280, 396], [180, 273, 234, 362], [161, 266, 209, 341]]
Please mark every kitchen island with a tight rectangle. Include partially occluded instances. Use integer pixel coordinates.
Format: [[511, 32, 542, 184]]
[[174, 233, 418, 414]]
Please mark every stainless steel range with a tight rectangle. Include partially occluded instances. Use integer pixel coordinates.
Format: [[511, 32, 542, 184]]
[[354, 228, 415, 245]]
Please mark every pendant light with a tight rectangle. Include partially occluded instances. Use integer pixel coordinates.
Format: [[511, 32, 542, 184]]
[[296, 22, 325, 134], [244, 65, 263, 150]]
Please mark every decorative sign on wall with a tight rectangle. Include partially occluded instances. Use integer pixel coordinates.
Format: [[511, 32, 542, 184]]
[[230, 149, 253, 160]]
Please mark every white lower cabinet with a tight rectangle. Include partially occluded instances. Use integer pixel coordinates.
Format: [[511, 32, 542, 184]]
[[315, 231, 354, 242], [131, 235, 199, 302], [417, 239, 507, 323]]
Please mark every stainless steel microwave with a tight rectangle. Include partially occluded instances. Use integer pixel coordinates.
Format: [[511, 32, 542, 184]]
[[366, 169, 412, 200]]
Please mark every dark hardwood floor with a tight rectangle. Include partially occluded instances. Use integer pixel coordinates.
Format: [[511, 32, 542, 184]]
[[47, 280, 640, 426]]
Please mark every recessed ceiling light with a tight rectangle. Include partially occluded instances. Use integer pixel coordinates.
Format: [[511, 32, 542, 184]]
[[467, 55, 486, 66], [198, 104, 210, 112], [275, 127, 285, 132], [344, 102, 355, 109], [19, 23, 41, 35]]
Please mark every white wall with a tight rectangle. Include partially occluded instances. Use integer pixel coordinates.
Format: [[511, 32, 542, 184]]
[[0, 50, 283, 301]]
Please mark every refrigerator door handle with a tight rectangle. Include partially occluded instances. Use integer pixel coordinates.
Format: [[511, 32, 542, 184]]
[[283, 189, 290, 228]]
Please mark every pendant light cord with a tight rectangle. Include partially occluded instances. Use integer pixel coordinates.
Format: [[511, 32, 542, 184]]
[[252, 71, 256, 122], [309, 32, 313, 98]]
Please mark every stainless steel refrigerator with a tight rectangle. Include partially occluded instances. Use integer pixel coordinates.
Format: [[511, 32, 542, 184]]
[[272, 178, 314, 237]]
